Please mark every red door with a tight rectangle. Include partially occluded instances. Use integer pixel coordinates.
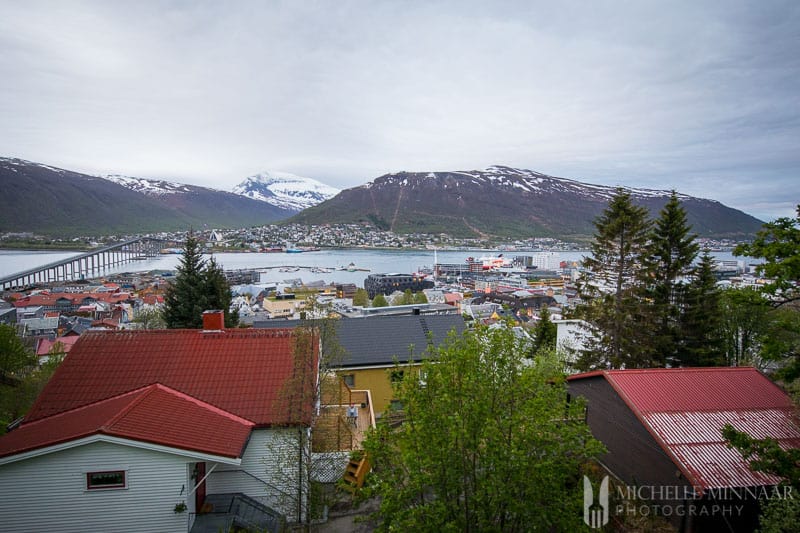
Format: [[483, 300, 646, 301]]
[[194, 462, 206, 511]]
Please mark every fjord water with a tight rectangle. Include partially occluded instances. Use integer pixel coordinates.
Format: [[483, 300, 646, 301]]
[[0, 248, 740, 287]]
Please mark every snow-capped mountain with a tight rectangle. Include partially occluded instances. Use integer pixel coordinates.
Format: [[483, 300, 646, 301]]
[[232, 171, 340, 212], [292, 165, 764, 239]]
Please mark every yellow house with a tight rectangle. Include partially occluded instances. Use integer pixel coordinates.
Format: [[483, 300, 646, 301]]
[[331, 314, 466, 415], [252, 314, 466, 416]]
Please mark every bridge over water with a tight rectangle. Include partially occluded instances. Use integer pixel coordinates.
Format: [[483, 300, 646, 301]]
[[0, 238, 165, 290]]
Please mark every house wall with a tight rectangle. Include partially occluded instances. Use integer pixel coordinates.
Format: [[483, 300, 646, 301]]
[[206, 428, 306, 522], [341, 364, 421, 415], [568, 377, 690, 491], [0, 441, 191, 533]]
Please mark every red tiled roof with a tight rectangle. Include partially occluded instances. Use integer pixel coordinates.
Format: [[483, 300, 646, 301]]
[[12, 292, 134, 308], [26, 328, 316, 428], [0, 384, 254, 459], [569, 367, 800, 493], [36, 336, 81, 356]]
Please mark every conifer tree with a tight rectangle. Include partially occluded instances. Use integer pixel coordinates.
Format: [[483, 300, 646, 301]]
[[531, 306, 557, 356], [204, 256, 239, 327], [681, 251, 725, 366], [163, 235, 208, 328], [163, 235, 238, 328], [644, 192, 699, 365], [576, 189, 652, 369]]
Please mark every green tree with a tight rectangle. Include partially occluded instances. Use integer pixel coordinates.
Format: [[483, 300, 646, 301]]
[[132, 307, 166, 330], [372, 293, 389, 307], [399, 289, 414, 305], [163, 235, 208, 328], [363, 327, 604, 531], [352, 288, 369, 307], [412, 291, 428, 304], [723, 423, 800, 532], [269, 296, 346, 526], [681, 251, 725, 366], [0, 323, 35, 379], [734, 205, 800, 307], [204, 256, 239, 327], [576, 189, 652, 369], [531, 306, 557, 356], [163, 235, 238, 328], [718, 288, 772, 367], [644, 192, 699, 366], [0, 325, 62, 433]]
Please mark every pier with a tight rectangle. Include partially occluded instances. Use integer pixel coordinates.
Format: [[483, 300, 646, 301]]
[[0, 238, 164, 290]]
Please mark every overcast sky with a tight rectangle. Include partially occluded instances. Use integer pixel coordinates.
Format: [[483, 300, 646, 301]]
[[1, 1, 798, 220]]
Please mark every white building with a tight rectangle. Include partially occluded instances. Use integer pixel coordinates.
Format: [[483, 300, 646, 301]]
[[0, 312, 315, 532]]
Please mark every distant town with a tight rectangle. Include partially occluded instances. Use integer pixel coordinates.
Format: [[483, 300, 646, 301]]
[[1, 221, 746, 253]]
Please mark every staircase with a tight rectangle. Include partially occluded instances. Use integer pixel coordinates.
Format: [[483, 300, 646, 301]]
[[341, 455, 370, 492], [189, 493, 287, 533]]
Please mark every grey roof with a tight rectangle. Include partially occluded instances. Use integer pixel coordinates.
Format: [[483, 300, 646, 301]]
[[254, 314, 466, 368]]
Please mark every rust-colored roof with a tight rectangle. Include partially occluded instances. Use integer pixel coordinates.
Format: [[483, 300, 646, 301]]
[[36, 335, 81, 356], [26, 328, 315, 428], [0, 384, 254, 459], [569, 367, 800, 493]]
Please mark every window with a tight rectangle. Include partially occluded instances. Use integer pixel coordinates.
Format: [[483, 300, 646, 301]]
[[390, 370, 404, 384], [342, 374, 355, 387], [86, 470, 126, 490]]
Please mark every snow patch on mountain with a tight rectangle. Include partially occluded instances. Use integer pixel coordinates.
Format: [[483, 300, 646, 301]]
[[105, 175, 197, 195], [232, 171, 340, 212]]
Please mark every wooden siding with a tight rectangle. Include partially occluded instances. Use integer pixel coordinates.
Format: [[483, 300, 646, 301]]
[[0, 441, 191, 533], [206, 428, 306, 521], [569, 376, 691, 491]]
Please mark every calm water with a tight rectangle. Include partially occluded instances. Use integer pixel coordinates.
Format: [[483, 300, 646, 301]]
[[0, 248, 741, 287]]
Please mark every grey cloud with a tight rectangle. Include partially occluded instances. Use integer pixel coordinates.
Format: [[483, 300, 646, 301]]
[[0, 0, 797, 220]]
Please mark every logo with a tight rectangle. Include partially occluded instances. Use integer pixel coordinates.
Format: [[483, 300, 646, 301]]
[[584, 475, 609, 528]]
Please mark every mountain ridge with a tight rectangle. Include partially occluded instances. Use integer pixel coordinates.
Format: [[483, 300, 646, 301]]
[[291, 165, 763, 240], [0, 158, 293, 236]]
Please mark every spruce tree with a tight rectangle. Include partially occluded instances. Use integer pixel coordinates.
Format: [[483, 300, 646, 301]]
[[681, 251, 725, 366], [204, 256, 239, 327], [644, 192, 699, 366], [163, 236, 238, 328], [576, 189, 651, 369], [163, 235, 208, 328], [531, 306, 557, 356]]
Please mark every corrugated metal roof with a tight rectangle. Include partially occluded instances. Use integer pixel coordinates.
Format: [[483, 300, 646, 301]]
[[0, 384, 254, 459], [570, 367, 800, 493], [604, 367, 793, 412], [25, 328, 313, 427]]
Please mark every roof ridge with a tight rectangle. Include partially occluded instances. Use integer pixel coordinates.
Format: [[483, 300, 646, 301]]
[[102, 384, 161, 431], [145, 383, 255, 426], [20, 386, 151, 429]]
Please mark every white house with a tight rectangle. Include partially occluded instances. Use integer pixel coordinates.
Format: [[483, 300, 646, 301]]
[[0, 311, 317, 532]]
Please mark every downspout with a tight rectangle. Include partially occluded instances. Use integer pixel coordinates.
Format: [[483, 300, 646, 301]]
[[298, 428, 304, 524]]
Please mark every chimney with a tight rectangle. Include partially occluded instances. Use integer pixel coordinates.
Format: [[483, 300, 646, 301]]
[[202, 310, 225, 331]]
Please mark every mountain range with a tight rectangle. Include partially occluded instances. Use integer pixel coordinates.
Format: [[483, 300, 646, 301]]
[[1, 158, 764, 239], [0, 158, 294, 236], [290, 166, 764, 240]]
